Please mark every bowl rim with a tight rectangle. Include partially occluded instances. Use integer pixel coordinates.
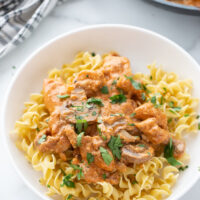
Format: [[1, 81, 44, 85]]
[[1, 24, 200, 200]]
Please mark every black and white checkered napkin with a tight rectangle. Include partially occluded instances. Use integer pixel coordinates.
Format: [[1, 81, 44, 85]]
[[0, 0, 66, 58]]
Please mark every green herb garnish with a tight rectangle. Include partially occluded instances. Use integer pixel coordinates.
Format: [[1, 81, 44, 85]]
[[87, 153, 94, 164], [66, 194, 73, 200], [100, 147, 113, 165], [141, 93, 146, 101], [77, 132, 84, 147], [125, 75, 142, 90], [60, 174, 75, 188], [38, 134, 46, 144], [198, 123, 200, 130], [184, 114, 189, 117], [110, 94, 126, 104], [151, 96, 156, 104], [132, 180, 138, 184], [168, 118, 172, 123], [112, 80, 117, 85], [36, 127, 40, 132], [57, 94, 70, 99], [47, 184, 50, 188], [128, 123, 135, 126], [110, 113, 124, 117], [70, 164, 84, 180], [87, 98, 104, 107], [150, 75, 152, 80], [138, 144, 146, 148], [108, 136, 123, 160], [130, 113, 136, 117], [102, 173, 107, 180], [178, 165, 188, 171], [75, 119, 88, 133], [92, 111, 97, 116], [101, 86, 109, 94], [164, 138, 181, 166], [91, 52, 96, 57]]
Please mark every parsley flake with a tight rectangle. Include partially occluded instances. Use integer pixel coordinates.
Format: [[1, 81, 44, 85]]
[[87, 98, 104, 107], [125, 75, 142, 90], [38, 134, 46, 144], [91, 52, 96, 57], [178, 165, 188, 171], [92, 111, 97, 116], [151, 96, 156, 104], [112, 80, 117, 85], [110, 94, 126, 104], [60, 174, 75, 188], [87, 153, 94, 164], [164, 138, 181, 166], [77, 132, 84, 147], [100, 147, 113, 165], [141, 93, 146, 101], [70, 164, 84, 180], [66, 194, 73, 200], [102, 173, 107, 180], [130, 113, 136, 117], [108, 136, 123, 160], [101, 86, 109, 94], [75, 119, 88, 133], [57, 94, 70, 99]]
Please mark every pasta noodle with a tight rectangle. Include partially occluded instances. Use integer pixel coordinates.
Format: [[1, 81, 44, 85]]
[[14, 52, 198, 200]]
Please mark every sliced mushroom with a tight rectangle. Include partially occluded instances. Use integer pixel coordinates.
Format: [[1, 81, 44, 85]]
[[121, 144, 154, 164], [118, 130, 140, 143]]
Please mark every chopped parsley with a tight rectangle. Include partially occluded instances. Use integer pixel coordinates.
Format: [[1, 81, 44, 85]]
[[160, 96, 164, 105], [101, 135, 107, 141], [164, 138, 181, 166], [138, 144, 146, 148], [110, 94, 126, 104], [197, 115, 200, 119], [86, 74, 89, 78], [87, 153, 94, 164], [97, 125, 102, 136], [91, 52, 96, 57], [57, 94, 70, 99], [130, 113, 136, 117], [38, 134, 46, 144], [101, 86, 109, 94], [184, 114, 189, 117], [77, 132, 84, 147], [150, 75, 153, 80], [132, 180, 138, 184], [100, 147, 113, 165], [198, 123, 200, 130], [102, 173, 107, 180], [151, 96, 156, 104], [178, 165, 188, 171], [75, 119, 88, 133], [47, 184, 50, 188], [60, 174, 75, 188], [72, 105, 84, 112], [163, 87, 167, 94], [112, 80, 117, 85], [168, 118, 172, 123], [92, 111, 97, 116], [141, 93, 146, 101], [70, 164, 84, 180], [110, 113, 124, 117], [36, 127, 40, 132], [66, 194, 73, 200], [86, 98, 104, 107], [128, 123, 135, 126], [125, 75, 142, 90], [108, 136, 123, 160], [169, 101, 181, 112]]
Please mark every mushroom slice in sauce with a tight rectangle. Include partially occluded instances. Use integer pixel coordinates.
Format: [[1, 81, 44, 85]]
[[121, 144, 154, 164]]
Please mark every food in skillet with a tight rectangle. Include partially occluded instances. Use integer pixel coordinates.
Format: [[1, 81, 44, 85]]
[[15, 52, 199, 200], [168, 0, 200, 7]]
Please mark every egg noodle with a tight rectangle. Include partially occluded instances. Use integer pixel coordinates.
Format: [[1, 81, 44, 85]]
[[14, 52, 198, 200]]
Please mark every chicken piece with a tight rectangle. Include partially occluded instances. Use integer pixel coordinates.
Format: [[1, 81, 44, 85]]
[[135, 118, 170, 145], [34, 128, 71, 155], [135, 103, 168, 129], [74, 70, 104, 97], [43, 78, 67, 113], [101, 55, 132, 80], [121, 143, 154, 164], [173, 139, 185, 158], [118, 130, 140, 143], [80, 163, 120, 185], [65, 124, 77, 148], [116, 76, 143, 100], [80, 136, 116, 172]]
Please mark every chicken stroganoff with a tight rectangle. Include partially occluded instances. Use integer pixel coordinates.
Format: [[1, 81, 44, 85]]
[[15, 52, 199, 200]]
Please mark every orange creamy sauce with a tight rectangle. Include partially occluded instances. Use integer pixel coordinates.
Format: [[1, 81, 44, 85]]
[[34, 54, 185, 185]]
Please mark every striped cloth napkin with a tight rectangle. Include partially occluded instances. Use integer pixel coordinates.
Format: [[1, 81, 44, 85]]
[[0, 0, 66, 58]]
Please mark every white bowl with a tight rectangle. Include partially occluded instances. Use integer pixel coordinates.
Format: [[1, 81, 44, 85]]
[[2, 24, 200, 200]]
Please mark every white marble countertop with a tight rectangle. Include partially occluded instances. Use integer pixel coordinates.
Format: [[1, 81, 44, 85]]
[[0, 0, 200, 199]]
